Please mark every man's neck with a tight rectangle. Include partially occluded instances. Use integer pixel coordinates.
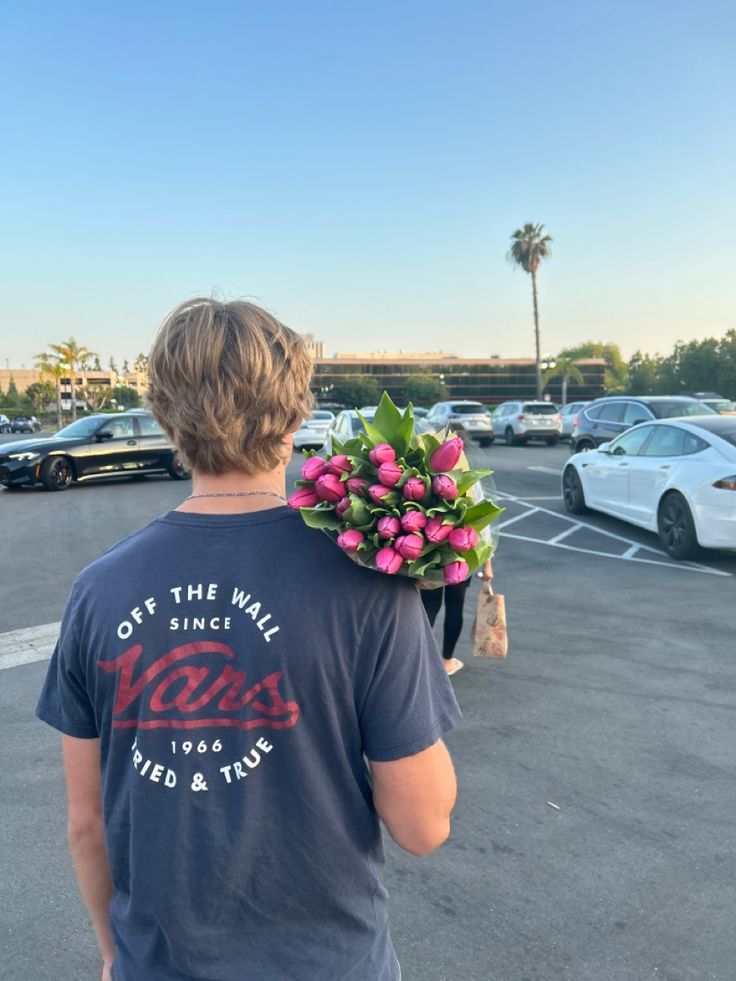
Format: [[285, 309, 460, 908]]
[[176, 468, 287, 514]]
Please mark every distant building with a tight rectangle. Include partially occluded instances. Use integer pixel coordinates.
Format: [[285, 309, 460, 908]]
[[301, 334, 324, 359], [312, 356, 606, 404], [335, 350, 458, 361]]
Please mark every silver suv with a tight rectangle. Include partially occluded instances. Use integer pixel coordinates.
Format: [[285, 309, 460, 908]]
[[492, 401, 562, 446], [425, 401, 494, 446]]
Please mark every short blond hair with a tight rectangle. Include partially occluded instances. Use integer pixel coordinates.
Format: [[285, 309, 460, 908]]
[[147, 298, 313, 475]]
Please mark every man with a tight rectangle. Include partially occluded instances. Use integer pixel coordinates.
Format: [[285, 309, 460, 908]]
[[37, 298, 460, 981]]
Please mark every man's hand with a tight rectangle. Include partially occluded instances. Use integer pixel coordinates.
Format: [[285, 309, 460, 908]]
[[101, 960, 113, 981]]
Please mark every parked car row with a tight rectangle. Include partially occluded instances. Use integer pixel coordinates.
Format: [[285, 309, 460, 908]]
[[0, 414, 42, 434], [570, 396, 717, 453], [0, 410, 189, 491]]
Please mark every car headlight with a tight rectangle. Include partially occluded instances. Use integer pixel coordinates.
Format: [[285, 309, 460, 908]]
[[8, 452, 41, 462]]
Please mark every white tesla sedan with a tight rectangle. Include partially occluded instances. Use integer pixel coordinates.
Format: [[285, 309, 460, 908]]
[[561, 416, 736, 559]]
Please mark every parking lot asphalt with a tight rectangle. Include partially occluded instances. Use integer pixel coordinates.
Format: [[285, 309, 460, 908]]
[[1, 442, 735, 980]]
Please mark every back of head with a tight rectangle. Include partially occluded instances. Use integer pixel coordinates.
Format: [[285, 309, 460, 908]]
[[147, 298, 313, 475]]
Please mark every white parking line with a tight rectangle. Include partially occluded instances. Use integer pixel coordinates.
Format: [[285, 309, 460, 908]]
[[495, 495, 731, 577], [547, 523, 583, 545], [527, 466, 562, 475], [0, 622, 59, 671], [498, 508, 540, 530], [501, 531, 729, 575]]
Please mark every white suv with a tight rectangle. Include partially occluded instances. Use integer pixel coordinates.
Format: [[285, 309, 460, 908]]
[[425, 401, 494, 446], [492, 401, 562, 446]]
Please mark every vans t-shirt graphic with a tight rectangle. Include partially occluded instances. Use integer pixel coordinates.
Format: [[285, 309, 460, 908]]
[[37, 507, 461, 981]]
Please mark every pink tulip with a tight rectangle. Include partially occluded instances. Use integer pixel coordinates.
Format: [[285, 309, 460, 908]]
[[429, 436, 464, 473], [301, 456, 330, 481], [377, 461, 403, 487], [287, 487, 320, 509], [403, 477, 428, 501], [315, 473, 345, 503], [376, 546, 403, 575], [346, 477, 369, 495], [337, 529, 364, 553], [432, 475, 458, 500], [395, 533, 424, 561], [335, 496, 351, 518], [400, 510, 427, 533], [425, 517, 453, 544], [369, 444, 396, 466], [448, 526, 479, 552], [328, 454, 353, 476], [377, 515, 401, 539], [444, 560, 470, 585], [368, 483, 396, 505]]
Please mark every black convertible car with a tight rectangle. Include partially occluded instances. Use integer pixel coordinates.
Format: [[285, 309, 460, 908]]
[[0, 411, 190, 491]]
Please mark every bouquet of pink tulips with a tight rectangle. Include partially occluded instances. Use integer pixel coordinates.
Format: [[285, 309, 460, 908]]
[[287, 393, 503, 587]]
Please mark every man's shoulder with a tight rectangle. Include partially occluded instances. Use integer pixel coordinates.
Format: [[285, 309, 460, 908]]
[[73, 517, 167, 594]]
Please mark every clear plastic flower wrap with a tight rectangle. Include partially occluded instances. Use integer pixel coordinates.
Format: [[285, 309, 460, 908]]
[[288, 393, 504, 587]]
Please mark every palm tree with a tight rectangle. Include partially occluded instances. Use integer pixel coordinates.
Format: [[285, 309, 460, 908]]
[[542, 355, 585, 406], [43, 339, 98, 421], [35, 356, 66, 430], [508, 223, 553, 399]]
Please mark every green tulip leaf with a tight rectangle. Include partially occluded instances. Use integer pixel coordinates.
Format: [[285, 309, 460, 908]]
[[463, 499, 504, 531], [300, 507, 342, 531]]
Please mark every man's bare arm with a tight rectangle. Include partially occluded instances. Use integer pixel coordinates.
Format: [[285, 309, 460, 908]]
[[369, 739, 457, 856], [62, 735, 115, 975]]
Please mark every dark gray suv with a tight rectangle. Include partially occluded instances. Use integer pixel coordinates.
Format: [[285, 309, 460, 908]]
[[570, 396, 716, 453]]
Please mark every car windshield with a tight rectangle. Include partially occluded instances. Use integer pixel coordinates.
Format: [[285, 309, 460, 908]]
[[350, 413, 375, 434], [311, 411, 333, 421], [55, 417, 105, 437], [707, 400, 732, 412], [450, 404, 486, 414], [718, 431, 736, 447], [651, 400, 718, 419], [523, 404, 558, 414]]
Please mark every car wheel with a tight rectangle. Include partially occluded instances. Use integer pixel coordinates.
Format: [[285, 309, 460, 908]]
[[545, 437, 559, 447], [574, 439, 595, 453], [657, 492, 698, 560], [504, 427, 518, 447], [168, 454, 191, 481], [562, 466, 588, 514], [41, 456, 73, 491]]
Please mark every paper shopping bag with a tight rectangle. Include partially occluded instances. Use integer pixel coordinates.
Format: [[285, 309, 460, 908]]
[[473, 582, 508, 658]]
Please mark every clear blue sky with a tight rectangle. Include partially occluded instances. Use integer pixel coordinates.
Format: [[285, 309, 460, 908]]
[[1, 0, 734, 367]]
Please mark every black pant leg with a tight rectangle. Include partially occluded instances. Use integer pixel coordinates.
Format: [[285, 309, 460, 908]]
[[420, 585, 444, 628], [441, 579, 471, 658]]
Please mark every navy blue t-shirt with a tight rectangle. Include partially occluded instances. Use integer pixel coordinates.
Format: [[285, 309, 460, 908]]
[[36, 506, 461, 981]]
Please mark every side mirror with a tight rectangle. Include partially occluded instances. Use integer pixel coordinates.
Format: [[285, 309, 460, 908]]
[[97, 430, 114, 441], [598, 442, 611, 454]]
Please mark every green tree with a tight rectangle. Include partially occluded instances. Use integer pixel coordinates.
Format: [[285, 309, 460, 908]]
[[508, 222, 553, 399], [92, 355, 102, 371], [25, 381, 56, 414], [330, 374, 380, 410], [560, 342, 628, 392], [134, 352, 148, 371], [541, 356, 585, 406], [4, 377, 21, 409], [626, 351, 666, 394], [108, 356, 118, 374], [110, 384, 140, 409], [716, 329, 736, 399], [403, 373, 447, 406]]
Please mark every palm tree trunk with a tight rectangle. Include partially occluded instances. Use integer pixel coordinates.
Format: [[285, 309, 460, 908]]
[[561, 373, 568, 407], [531, 268, 542, 399], [70, 369, 77, 421], [55, 380, 62, 430]]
